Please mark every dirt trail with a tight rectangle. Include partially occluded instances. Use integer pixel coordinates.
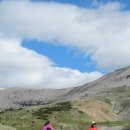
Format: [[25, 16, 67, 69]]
[[100, 126, 123, 130], [74, 100, 115, 121]]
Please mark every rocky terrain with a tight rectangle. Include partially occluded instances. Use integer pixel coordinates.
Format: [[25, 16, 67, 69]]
[[61, 66, 130, 120], [0, 87, 72, 110], [62, 66, 130, 100], [1, 66, 130, 121]]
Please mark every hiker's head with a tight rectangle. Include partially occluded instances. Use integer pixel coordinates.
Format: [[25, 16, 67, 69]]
[[91, 121, 96, 127], [44, 121, 51, 126]]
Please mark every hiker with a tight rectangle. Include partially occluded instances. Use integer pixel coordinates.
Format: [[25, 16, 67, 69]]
[[88, 121, 97, 130], [42, 121, 54, 130], [59, 125, 63, 130]]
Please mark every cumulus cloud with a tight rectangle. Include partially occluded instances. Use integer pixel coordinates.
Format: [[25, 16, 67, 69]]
[[0, 0, 130, 88], [0, 38, 102, 88], [0, 0, 130, 71]]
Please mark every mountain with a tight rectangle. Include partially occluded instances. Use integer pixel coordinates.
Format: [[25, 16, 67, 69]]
[[62, 66, 130, 100], [61, 66, 130, 120], [0, 87, 72, 110], [1, 66, 130, 120]]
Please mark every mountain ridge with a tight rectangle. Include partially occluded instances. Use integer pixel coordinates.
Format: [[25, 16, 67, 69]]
[[1, 66, 130, 120]]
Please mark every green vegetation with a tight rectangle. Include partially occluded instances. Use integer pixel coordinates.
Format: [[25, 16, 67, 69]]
[[98, 120, 130, 126], [109, 86, 130, 111], [0, 100, 130, 130], [33, 101, 72, 120], [121, 99, 130, 109], [0, 124, 16, 130], [110, 85, 130, 97], [96, 86, 130, 114], [0, 101, 90, 130], [97, 120, 130, 130]]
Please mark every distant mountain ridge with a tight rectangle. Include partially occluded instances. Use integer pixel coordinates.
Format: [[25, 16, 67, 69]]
[[1, 66, 130, 120], [0, 87, 72, 110], [63, 66, 130, 98]]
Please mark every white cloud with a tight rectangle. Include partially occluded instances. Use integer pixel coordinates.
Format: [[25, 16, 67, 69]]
[[0, 88, 5, 90], [0, 38, 102, 88], [0, 0, 130, 88], [0, 0, 130, 71]]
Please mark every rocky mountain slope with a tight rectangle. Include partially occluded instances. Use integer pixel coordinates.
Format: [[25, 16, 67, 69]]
[[0, 87, 72, 110], [62, 66, 130, 120], [62, 66, 130, 100], [1, 66, 130, 120]]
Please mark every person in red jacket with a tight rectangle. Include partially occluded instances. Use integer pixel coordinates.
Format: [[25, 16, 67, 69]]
[[88, 121, 97, 130]]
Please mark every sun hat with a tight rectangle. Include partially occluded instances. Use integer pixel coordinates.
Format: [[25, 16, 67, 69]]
[[91, 121, 96, 125]]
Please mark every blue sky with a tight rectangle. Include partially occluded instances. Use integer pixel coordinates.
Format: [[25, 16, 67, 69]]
[[23, 0, 99, 73], [22, 0, 130, 74], [22, 39, 97, 73], [1, 0, 130, 89], [32, 0, 130, 7], [32, 0, 130, 9]]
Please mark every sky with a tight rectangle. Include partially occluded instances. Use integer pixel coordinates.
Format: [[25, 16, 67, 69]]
[[0, 0, 130, 89]]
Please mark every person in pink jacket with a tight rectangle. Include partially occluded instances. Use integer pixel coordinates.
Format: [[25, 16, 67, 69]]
[[42, 121, 54, 130]]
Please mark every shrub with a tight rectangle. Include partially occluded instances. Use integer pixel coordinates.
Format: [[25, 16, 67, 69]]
[[33, 101, 72, 120]]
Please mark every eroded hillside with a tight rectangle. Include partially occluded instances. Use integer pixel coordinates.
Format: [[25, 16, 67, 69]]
[[73, 100, 114, 121]]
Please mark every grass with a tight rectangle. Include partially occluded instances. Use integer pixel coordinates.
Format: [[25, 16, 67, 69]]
[[100, 120, 130, 130], [0, 100, 130, 130], [0, 106, 44, 130], [33, 101, 72, 120], [0, 102, 91, 130], [96, 86, 130, 113], [0, 124, 16, 130], [108, 86, 130, 114], [110, 85, 130, 97]]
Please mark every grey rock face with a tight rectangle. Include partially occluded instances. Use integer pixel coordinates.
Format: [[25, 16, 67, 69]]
[[0, 87, 72, 110], [63, 66, 130, 99]]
